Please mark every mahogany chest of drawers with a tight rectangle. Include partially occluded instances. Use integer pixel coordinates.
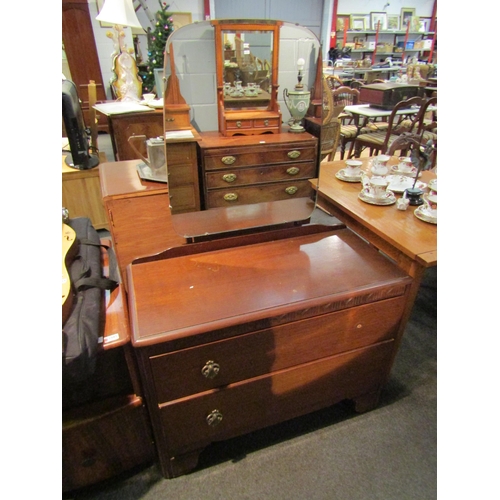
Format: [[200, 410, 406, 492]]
[[127, 226, 412, 478], [198, 131, 318, 209]]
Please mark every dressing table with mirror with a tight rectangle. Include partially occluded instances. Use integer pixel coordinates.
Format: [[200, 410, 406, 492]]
[[100, 20, 415, 479]]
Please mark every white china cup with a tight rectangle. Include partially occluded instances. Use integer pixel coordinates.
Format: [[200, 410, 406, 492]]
[[422, 193, 437, 217], [345, 159, 362, 177], [143, 93, 155, 104], [368, 176, 389, 199], [398, 157, 413, 173]]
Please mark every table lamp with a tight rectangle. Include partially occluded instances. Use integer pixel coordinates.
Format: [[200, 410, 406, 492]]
[[96, 0, 144, 101], [283, 58, 311, 133]]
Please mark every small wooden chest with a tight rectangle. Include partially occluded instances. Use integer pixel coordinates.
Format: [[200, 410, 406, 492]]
[[359, 83, 423, 109]]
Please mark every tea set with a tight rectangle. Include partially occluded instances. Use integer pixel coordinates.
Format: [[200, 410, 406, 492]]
[[336, 154, 437, 224], [224, 81, 261, 98]]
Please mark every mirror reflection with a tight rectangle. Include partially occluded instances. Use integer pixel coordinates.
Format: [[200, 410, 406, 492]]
[[222, 30, 272, 109], [162, 20, 322, 239]]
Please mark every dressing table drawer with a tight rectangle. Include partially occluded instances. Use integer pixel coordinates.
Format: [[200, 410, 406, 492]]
[[206, 180, 314, 207], [149, 296, 406, 404], [205, 161, 316, 189]]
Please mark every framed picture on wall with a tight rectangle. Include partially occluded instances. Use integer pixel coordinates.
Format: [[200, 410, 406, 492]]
[[350, 14, 368, 31], [370, 12, 387, 30], [401, 8, 416, 29], [336, 15, 350, 31], [387, 15, 400, 30], [419, 17, 431, 32]]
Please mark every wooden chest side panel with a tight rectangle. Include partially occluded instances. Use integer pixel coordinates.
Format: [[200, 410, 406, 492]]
[[150, 296, 405, 403]]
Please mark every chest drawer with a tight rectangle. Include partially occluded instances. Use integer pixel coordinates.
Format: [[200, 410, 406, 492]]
[[205, 179, 314, 208], [149, 297, 405, 404], [158, 340, 394, 455], [205, 161, 316, 189], [203, 145, 316, 171]]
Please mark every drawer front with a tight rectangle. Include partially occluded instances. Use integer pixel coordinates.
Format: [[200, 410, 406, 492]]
[[150, 297, 405, 404], [157, 340, 394, 455], [203, 146, 316, 171], [226, 118, 253, 130], [166, 142, 197, 166], [205, 180, 314, 208], [253, 117, 280, 128], [205, 161, 316, 189]]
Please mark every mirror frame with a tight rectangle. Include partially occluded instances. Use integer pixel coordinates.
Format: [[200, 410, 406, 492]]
[[211, 19, 283, 136]]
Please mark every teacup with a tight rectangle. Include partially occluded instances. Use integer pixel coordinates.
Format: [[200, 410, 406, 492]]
[[398, 157, 413, 173], [422, 193, 438, 218], [142, 93, 155, 104], [344, 159, 362, 178], [363, 175, 389, 199], [371, 154, 390, 176]]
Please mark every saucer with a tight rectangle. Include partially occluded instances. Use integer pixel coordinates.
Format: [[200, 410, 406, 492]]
[[414, 205, 437, 224], [391, 165, 421, 178], [386, 175, 427, 194], [336, 169, 362, 182], [428, 178, 437, 192], [359, 189, 396, 206]]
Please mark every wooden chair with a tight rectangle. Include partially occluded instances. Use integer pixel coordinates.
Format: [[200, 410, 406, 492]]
[[320, 77, 340, 162], [325, 74, 344, 91], [353, 96, 426, 157], [330, 86, 381, 160]]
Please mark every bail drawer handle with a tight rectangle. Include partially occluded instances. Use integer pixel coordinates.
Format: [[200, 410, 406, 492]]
[[223, 193, 238, 202], [285, 186, 298, 195], [222, 173, 237, 183], [221, 156, 236, 165], [286, 167, 300, 176], [201, 360, 220, 379], [287, 150, 301, 159], [206, 410, 223, 427]]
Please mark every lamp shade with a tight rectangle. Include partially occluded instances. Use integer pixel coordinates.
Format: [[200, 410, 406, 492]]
[[96, 0, 143, 29]]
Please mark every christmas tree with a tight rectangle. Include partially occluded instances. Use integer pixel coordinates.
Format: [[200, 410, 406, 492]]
[[140, 2, 174, 94]]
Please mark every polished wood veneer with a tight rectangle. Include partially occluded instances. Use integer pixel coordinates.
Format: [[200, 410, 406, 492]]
[[127, 226, 412, 478]]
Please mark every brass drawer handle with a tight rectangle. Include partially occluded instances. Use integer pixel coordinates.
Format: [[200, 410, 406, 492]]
[[206, 409, 223, 427], [264, 119, 269, 126], [285, 186, 298, 195], [201, 360, 220, 379], [287, 150, 301, 159], [221, 156, 236, 165], [236, 121, 242, 128], [222, 173, 237, 183], [224, 193, 238, 202], [286, 167, 300, 176]]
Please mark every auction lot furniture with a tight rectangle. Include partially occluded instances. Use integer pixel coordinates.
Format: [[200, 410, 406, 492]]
[[127, 222, 413, 478]]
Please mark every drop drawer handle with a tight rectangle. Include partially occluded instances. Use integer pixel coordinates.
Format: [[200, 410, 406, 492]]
[[287, 150, 301, 159], [285, 186, 298, 195], [224, 193, 238, 201], [222, 173, 237, 183], [206, 409, 223, 427], [201, 360, 220, 379], [221, 156, 236, 165], [286, 167, 300, 176]]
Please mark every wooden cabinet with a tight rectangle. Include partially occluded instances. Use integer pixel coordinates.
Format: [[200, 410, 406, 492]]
[[62, 156, 108, 230], [127, 226, 412, 478], [99, 160, 186, 287], [199, 131, 318, 209]]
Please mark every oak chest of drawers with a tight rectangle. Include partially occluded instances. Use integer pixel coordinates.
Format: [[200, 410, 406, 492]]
[[198, 131, 318, 209], [127, 226, 412, 478]]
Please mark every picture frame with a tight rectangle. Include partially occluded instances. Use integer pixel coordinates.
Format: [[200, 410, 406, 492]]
[[336, 15, 350, 31], [370, 12, 388, 31], [387, 15, 400, 31], [419, 17, 431, 33], [400, 8, 416, 29], [350, 14, 368, 31]]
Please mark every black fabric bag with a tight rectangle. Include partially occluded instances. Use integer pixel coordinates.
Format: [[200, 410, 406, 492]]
[[62, 217, 118, 401]]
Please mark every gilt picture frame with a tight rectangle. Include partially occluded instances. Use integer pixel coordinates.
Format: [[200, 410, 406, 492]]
[[387, 15, 400, 31], [336, 15, 350, 31], [350, 14, 368, 31], [401, 8, 416, 29], [370, 12, 387, 31]]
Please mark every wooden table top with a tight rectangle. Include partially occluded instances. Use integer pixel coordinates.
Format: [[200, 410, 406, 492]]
[[314, 157, 437, 267]]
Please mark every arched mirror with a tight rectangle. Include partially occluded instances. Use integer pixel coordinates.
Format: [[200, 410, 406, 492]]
[[162, 20, 322, 239]]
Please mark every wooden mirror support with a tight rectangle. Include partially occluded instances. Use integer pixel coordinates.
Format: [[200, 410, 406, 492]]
[[211, 19, 282, 136]]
